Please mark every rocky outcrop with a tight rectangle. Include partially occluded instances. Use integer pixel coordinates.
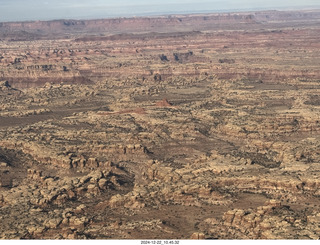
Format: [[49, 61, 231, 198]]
[[1, 11, 320, 88], [1, 9, 320, 240], [197, 200, 320, 239]]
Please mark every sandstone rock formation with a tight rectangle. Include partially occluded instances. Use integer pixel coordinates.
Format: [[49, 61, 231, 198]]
[[0, 10, 320, 240]]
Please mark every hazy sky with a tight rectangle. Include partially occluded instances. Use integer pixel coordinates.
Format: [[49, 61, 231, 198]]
[[1, 0, 320, 22]]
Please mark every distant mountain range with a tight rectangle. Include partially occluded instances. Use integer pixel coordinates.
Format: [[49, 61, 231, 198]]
[[1, 1, 320, 22]]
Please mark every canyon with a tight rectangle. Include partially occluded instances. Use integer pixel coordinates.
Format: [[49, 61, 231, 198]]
[[0, 10, 320, 239]]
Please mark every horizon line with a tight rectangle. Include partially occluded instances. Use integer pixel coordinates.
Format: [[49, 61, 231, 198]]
[[1, 5, 320, 23]]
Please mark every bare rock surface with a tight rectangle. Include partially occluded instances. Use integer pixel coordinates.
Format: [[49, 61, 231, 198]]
[[0, 10, 320, 239]]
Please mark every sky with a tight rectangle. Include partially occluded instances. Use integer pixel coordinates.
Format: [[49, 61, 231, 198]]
[[1, 0, 320, 22]]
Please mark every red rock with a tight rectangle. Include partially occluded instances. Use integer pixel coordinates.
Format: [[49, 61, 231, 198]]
[[156, 99, 172, 107]]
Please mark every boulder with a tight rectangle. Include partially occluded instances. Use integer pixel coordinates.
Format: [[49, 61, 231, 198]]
[[190, 232, 205, 239], [98, 178, 108, 189], [0, 162, 8, 167], [45, 218, 62, 229]]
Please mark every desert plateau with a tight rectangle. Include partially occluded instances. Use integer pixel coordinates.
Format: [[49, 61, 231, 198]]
[[1, 10, 320, 239]]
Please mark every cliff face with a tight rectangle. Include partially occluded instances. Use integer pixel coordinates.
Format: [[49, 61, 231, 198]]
[[1, 10, 320, 39], [0, 13, 257, 37]]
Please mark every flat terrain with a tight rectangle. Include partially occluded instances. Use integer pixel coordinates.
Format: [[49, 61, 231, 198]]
[[1, 10, 320, 239]]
